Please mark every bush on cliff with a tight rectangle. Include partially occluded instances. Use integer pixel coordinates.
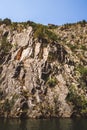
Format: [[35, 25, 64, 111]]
[[33, 24, 58, 42]]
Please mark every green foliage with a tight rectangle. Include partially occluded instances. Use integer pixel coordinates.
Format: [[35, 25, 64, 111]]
[[63, 23, 72, 28], [77, 66, 87, 77], [75, 66, 87, 89], [34, 24, 46, 40], [46, 29, 58, 41], [67, 44, 78, 51], [0, 36, 12, 54], [26, 20, 37, 28], [67, 90, 87, 108], [80, 45, 87, 51], [66, 85, 87, 115], [78, 66, 87, 85], [47, 77, 57, 87], [0, 19, 58, 43], [33, 24, 58, 42], [11, 22, 18, 30], [0, 35, 12, 64], [0, 18, 11, 25], [3, 18, 11, 25], [48, 24, 58, 29], [77, 20, 87, 27], [11, 21, 58, 42]]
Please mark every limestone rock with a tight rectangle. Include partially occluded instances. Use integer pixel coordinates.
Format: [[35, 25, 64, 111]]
[[0, 22, 87, 118]]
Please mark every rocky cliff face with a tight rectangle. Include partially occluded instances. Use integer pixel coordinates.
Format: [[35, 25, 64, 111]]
[[0, 21, 87, 118]]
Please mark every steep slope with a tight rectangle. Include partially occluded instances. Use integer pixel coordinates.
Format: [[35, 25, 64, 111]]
[[0, 21, 87, 118]]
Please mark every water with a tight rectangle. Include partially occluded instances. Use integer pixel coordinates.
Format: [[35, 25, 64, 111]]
[[0, 118, 87, 130]]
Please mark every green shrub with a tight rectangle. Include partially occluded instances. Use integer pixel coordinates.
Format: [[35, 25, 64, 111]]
[[3, 18, 11, 25], [11, 22, 18, 30], [46, 29, 58, 41], [47, 77, 57, 87], [67, 44, 78, 51], [77, 20, 87, 27], [67, 91, 87, 109], [27, 20, 37, 28], [33, 24, 58, 42], [81, 45, 87, 50], [0, 36, 12, 54], [77, 66, 87, 77], [66, 85, 87, 115], [34, 24, 46, 41]]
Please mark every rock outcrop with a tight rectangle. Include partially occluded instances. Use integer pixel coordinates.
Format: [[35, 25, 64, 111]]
[[0, 21, 87, 118]]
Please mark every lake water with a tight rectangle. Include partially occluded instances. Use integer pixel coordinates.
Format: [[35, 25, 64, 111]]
[[0, 118, 87, 130]]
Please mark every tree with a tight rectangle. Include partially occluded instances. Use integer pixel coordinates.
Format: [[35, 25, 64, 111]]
[[3, 18, 11, 25]]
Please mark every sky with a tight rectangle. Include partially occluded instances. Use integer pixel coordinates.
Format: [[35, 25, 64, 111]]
[[0, 0, 87, 25]]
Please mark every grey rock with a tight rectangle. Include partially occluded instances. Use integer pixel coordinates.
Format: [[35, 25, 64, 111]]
[[0, 23, 87, 118]]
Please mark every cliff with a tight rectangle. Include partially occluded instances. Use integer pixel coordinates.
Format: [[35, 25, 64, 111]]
[[0, 20, 87, 118]]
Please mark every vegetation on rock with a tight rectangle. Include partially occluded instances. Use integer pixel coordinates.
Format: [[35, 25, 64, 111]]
[[0, 19, 87, 118]]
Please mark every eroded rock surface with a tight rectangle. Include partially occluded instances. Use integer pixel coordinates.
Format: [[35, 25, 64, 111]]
[[0, 22, 87, 118]]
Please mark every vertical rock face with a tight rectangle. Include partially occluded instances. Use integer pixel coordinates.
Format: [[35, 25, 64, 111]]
[[0, 22, 87, 118]]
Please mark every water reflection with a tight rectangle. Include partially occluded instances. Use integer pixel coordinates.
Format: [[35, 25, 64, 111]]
[[0, 118, 87, 130], [18, 119, 27, 130]]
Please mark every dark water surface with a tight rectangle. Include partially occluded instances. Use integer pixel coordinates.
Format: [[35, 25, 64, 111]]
[[0, 118, 87, 130]]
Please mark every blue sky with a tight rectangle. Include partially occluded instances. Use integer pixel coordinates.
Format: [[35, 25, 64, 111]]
[[0, 0, 87, 25]]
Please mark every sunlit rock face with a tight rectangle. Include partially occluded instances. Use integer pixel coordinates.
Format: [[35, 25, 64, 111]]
[[0, 21, 87, 118]]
